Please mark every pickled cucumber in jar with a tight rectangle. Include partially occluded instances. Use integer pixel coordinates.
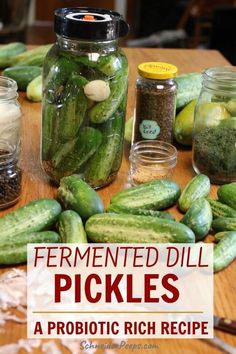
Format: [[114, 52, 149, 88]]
[[41, 7, 129, 187]]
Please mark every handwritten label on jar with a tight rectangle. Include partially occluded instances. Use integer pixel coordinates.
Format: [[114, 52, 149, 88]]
[[139, 120, 160, 140]]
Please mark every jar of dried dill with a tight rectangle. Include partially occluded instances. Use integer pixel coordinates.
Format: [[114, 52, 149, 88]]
[[193, 66, 236, 184], [132, 62, 178, 144]]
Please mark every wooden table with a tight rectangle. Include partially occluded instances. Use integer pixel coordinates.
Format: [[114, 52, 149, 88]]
[[1, 48, 236, 353]]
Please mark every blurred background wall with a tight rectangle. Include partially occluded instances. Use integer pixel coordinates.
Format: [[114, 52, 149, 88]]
[[0, 0, 236, 64]]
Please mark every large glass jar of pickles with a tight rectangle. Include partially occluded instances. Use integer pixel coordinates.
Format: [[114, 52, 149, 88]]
[[193, 67, 236, 184], [41, 7, 129, 188]]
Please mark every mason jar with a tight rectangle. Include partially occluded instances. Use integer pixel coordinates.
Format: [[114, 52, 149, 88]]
[[0, 76, 22, 150], [193, 66, 236, 184], [41, 7, 129, 188]]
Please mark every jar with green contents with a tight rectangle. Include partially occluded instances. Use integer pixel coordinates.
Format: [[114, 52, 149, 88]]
[[41, 7, 129, 188], [193, 66, 236, 184]]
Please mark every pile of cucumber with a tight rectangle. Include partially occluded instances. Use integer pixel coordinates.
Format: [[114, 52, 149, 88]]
[[1, 174, 236, 273], [41, 45, 128, 187], [0, 42, 52, 102]]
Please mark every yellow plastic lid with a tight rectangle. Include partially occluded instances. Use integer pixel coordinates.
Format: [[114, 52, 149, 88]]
[[138, 62, 178, 79]]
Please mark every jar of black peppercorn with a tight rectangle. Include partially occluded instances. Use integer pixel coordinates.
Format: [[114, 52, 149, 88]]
[[0, 140, 21, 209], [132, 62, 178, 144]]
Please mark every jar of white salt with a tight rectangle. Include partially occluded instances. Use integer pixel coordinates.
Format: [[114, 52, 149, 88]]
[[0, 76, 21, 149]]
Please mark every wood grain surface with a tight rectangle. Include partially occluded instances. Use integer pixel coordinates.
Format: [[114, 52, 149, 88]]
[[0, 48, 236, 353]]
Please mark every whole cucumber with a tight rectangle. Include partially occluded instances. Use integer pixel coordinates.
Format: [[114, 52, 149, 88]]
[[3, 66, 41, 91], [214, 231, 236, 272], [215, 231, 234, 242], [85, 213, 195, 243], [58, 210, 87, 243], [11, 44, 52, 66], [0, 42, 26, 68], [212, 217, 236, 232], [178, 174, 210, 212], [0, 231, 59, 265], [217, 183, 236, 209], [43, 56, 79, 104], [0, 199, 61, 240], [176, 73, 202, 110], [107, 204, 175, 220], [181, 198, 212, 241], [98, 54, 122, 76], [53, 127, 102, 173], [58, 175, 104, 220], [84, 112, 123, 187], [111, 179, 181, 210], [58, 74, 88, 142], [89, 68, 128, 124], [42, 101, 59, 160], [111, 90, 128, 173], [26, 75, 42, 102], [207, 198, 236, 219]]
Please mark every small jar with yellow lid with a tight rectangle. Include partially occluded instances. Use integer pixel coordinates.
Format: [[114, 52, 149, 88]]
[[132, 62, 178, 144]]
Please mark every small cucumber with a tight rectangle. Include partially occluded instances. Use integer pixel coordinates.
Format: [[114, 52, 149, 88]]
[[26, 75, 42, 102], [3, 66, 41, 91], [58, 210, 87, 243], [111, 179, 181, 210], [84, 112, 123, 188], [58, 175, 104, 220], [215, 231, 234, 242], [212, 217, 236, 232], [214, 231, 236, 272], [43, 56, 79, 104], [178, 174, 210, 212], [181, 198, 212, 241], [217, 183, 236, 210], [85, 213, 195, 243], [107, 204, 175, 220], [42, 101, 59, 160], [89, 69, 128, 123], [53, 127, 102, 174], [11, 44, 52, 66], [98, 54, 122, 76], [111, 94, 127, 173], [207, 198, 236, 219], [58, 74, 88, 142], [0, 42, 26, 68], [0, 231, 59, 265], [0, 199, 61, 241], [176, 73, 202, 110]]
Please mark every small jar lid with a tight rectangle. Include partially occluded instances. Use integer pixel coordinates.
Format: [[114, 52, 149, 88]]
[[138, 62, 178, 80]]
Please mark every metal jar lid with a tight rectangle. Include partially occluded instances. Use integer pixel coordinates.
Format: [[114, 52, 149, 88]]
[[54, 7, 129, 41]]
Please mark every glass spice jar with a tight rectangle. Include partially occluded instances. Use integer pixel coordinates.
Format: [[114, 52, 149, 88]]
[[0, 76, 22, 150], [193, 66, 236, 184], [129, 140, 177, 186], [132, 62, 178, 144], [0, 140, 21, 209]]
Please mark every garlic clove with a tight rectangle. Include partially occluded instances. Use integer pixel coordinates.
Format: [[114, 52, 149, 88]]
[[84, 80, 110, 102]]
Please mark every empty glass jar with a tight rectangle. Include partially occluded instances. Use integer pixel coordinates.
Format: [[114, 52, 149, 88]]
[[129, 140, 177, 185]]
